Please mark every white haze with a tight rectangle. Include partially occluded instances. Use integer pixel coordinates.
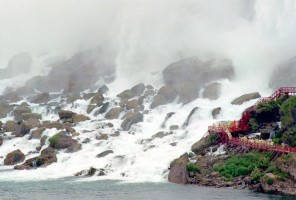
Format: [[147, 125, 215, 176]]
[[0, 0, 296, 90], [1, 0, 296, 182]]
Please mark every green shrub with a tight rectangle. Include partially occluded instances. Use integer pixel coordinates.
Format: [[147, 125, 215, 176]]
[[209, 134, 218, 144], [186, 163, 200, 173], [280, 96, 296, 128], [48, 133, 62, 148], [265, 165, 288, 180], [251, 167, 262, 182], [213, 151, 272, 179]]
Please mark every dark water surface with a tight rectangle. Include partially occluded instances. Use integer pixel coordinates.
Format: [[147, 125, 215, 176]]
[[0, 178, 293, 200]]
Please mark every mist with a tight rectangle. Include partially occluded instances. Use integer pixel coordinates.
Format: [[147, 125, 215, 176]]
[[1, 0, 296, 91]]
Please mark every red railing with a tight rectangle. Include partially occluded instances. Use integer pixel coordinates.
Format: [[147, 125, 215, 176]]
[[207, 87, 296, 154]]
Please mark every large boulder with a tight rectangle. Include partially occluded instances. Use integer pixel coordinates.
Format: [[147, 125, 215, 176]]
[[13, 106, 32, 121], [96, 150, 114, 158], [0, 136, 3, 146], [202, 83, 221, 100], [0, 101, 13, 118], [90, 92, 104, 107], [191, 135, 211, 156], [0, 52, 32, 79], [231, 92, 261, 105], [58, 110, 89, 123], [29, 127, 46, 140], [168, 153, 189, 184], [105, 107, 122, 119], [150, 85, 178, 109], [49, 131, 81, 153], [163, 57, 234, 103], [4, 149, 25, 165], [121, 112, 143, 131], [16, 48, 116, 94], [269, 56, 296, 90]]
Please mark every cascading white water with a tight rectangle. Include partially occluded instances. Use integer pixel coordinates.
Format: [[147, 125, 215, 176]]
[[1, 0, 296, 182]]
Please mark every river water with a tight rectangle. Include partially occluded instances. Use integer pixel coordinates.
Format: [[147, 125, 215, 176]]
[[0, 178, 293, 200]]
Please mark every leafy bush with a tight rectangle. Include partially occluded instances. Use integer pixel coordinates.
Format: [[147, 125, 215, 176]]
[[213, 151, 272, 179], [280, 96, 296, 128], [251, 167, 262, 182], [209, 134, 218, 144], [186, 163, 200, 173], [266, 178, 274, 185]]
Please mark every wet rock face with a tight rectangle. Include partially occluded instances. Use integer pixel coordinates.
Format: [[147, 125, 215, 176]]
[[15, 122, 31, 137], [96, 150, 114, 158], [3, 120, 18, 132], [163, 57, 234, 103], [231, 92, 261, 105], [117, 83, 145, 100], [168, 153, 189, 184], [0, 52, 32, 80], [105, 107, 122, 119], [58, 110, 89, 123], [4, 149, 25, 165], [183, 107, 199, 128]]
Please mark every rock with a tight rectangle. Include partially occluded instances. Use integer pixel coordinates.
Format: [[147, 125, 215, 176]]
[[117, 83, 145, 100], [150, 85, 178, 109], [66, 94, 81, 103], [183, 107, 199, 128], [90, 92, 104, 107], [2, 90, 21, 102], [72, 114, 90, 123], [151, 131, 171, 139], [105, 107, 121, 119], [3, 120, 18, 132], [162, 112, 175, 128], [29, 127, 46, 140], [130, 83, 145, 96], [83, 93, 95, 100], [49, 131, 81, 153], [87, 105, 97, 114], [0, 52, 32, 79], [96, 150, 114, 158], [98, 85, 109, 94], [146, 85, 154, 90], [231, 92, 261, 105], [82, 138, 91, 144], [16, 48, 115, 94], [30, 92, 51, 104], [14, 147, 57, 170], [41, 121, 64, 130], [212, 107, 221, 119], [170, 125, 179, 130], [121, 111, 143, 131], [0, 101, 14, 118], [126, 99, 139, 110], [0, 136, 3, 146], [163, 57, 234, 103], [143, 89, 156, 97], [168, 153, 189, 184], [96, 134, 108, 140], [96, 102, 110, 114], [21, 113, 42, 121], [13, 106, 32, 121], [87, 167, 98, 176], [58, 110, 75, 120], [202, 82, 221, 100], [26, 118, 41, 128], [15, 122, 31, 137], [4, 149, 25, 165], [40, 135, 47, 146], [191, 135, 211, 156]]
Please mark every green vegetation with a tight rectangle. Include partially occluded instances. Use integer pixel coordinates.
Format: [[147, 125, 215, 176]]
[[266, 178, 274, 185], [280, 96, 296, 128], [265, 165, 288, 180], [209, 134, 218, 144], [257, 100, 279, 112], [186, 163, 200, 173], [48, 133, 62, 148], [213, 151, 274, 180]]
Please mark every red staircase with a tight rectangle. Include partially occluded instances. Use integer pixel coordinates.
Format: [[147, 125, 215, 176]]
[[208, 87, 296, 154]]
